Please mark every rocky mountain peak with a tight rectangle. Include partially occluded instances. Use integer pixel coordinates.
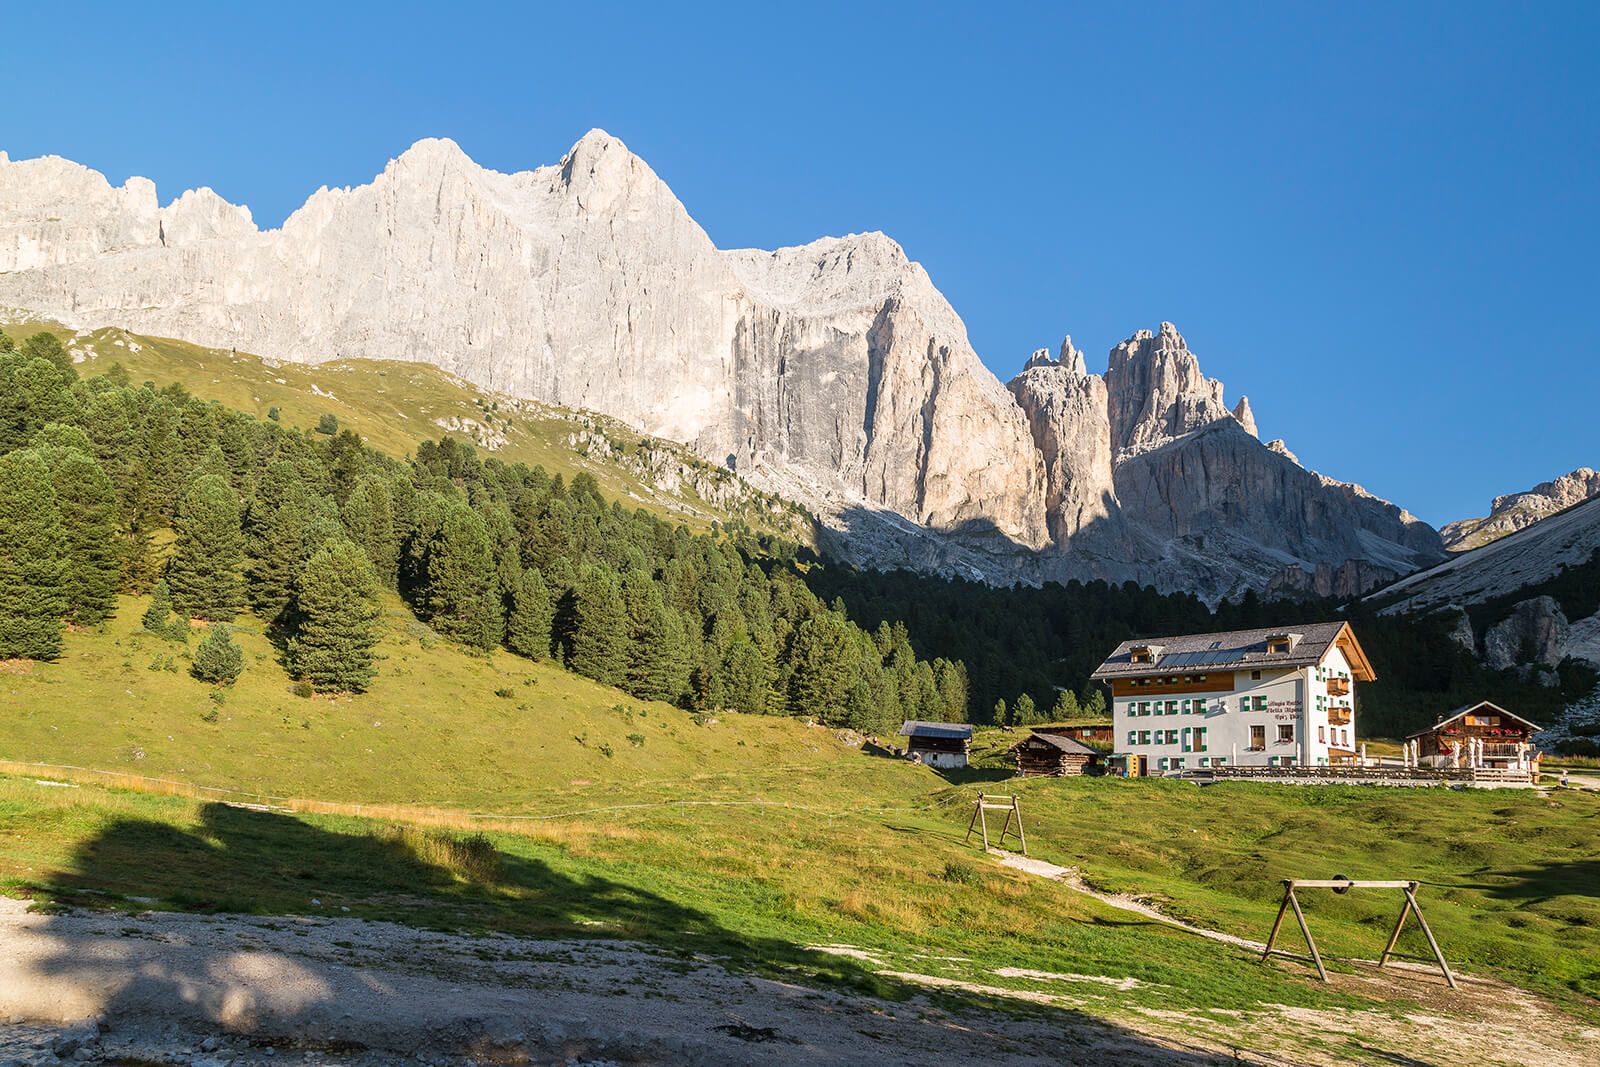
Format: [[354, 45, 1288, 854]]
[[1104, 321, 1230, 458], [0, 136, 1444, 600], [1231, 395, 1258, 438], [1442, 465, 1600, 551]]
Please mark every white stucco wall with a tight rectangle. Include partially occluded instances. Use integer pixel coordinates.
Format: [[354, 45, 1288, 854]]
[[1110, 646, 1359, 773]]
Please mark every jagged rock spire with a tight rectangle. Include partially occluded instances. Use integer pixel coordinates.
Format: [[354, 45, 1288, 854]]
[[1232, 395, 1258, 438]]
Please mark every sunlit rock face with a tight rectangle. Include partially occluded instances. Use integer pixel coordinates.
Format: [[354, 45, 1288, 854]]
[[0, 136, 1446, 597]]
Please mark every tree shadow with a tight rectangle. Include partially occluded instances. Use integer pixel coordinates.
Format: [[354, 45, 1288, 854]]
[[14, 803, 1232, 1063], [1459, 859, 1600, 904]]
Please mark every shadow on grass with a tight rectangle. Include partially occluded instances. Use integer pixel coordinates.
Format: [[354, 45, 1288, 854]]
[[22, 802, 1229, 1063], [1462, 859, 1600, 904]]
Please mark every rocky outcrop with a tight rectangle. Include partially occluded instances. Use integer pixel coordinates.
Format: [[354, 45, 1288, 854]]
[[1005, 337, 1120, 546], [1483, 597, 1570, 671], [1104, 322, 1231, 459], [0, 136, 1443, 596], [1442, 468, 1600, 551]]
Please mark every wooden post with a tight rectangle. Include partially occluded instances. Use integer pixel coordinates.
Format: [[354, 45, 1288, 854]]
[[966, 793, 1026, 855], [1266, 878, 1455, 989]]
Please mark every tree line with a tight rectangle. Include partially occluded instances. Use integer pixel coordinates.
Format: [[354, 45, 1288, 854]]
[[0, 332, 965, 734]]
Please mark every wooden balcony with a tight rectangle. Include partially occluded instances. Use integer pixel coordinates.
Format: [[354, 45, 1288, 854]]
[[1327, 706, 1352, 725], [1326, 677, 1351, 696]]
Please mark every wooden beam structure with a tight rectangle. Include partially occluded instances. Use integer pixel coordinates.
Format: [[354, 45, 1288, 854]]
[[964, 793, 1026, 855], [1261, 878, 1456, 989]]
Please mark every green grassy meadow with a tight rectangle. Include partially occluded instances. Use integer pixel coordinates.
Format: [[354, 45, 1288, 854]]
[[2, 593, 1598, 1043]]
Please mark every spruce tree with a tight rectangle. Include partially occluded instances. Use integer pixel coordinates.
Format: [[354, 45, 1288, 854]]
[[566, 566, 628, 685], [718, 634, 771, 715], [290, 539, 382, 692], [1051, 689, 1081, 721], [143, 578, 179, 635], [0, 451, 67, 659], [424, 503, 501, 651], [19, 332, 75, 378], [626, 597, 692, 704], [1014, 692, 1037, 726], [191, 624, 244, 685], [36, 448, 119, 625], [167, 475, 245, 621], [505, 566, 553, 660], [787, 613, 855, 724]]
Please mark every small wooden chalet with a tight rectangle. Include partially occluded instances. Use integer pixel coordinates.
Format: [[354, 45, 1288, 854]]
[[1406, 701, 1543, 771], [1012, 732, 1105, 777], [1033, 722, 1113, 747], [899, 721, 973, 769]]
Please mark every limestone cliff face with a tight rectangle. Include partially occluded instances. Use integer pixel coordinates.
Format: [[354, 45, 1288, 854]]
[[1441, 467, 1600, 551], [0, 135, 1443, 595], [1005, 337, 1121, 546], [1104, 322, 1230, 458], [0, 134, 1047, 549]]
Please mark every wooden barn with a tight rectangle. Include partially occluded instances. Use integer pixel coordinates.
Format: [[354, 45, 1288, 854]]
[[899, 721, 973, 769], [1012, 732, 1105, 777], [1406, 701, 1543, 771], [1034, 722, 1113, 747]]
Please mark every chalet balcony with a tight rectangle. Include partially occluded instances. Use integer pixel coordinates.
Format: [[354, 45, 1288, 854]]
[[1326, 677, 1351, 696], [1327, 706, 1352, 725]]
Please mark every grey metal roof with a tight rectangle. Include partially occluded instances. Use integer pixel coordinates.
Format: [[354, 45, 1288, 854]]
[[1015, 733, 1101, 756], [1090, 622, 1352, 679], [899, 720, 974, 739]]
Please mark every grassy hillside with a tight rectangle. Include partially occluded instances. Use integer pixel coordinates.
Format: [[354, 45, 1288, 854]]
[[0, 317, 809, 540], [4, 602, 1598, 1028]]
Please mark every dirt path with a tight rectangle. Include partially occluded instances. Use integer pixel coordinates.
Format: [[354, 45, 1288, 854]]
[[0, 898, 1234, 1066]]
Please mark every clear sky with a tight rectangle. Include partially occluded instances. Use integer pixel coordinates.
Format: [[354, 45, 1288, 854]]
[[4, 2, 1595, 527]]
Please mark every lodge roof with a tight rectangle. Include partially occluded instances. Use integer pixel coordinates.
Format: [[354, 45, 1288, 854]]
[[1089, 621, 1375, 682], [1013, 732, 1101, 756], [898, 720, 974, 740], [1405, 700, 1542, 739]]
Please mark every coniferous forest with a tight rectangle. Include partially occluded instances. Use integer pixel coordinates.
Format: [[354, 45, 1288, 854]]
[[0, 333, 965, 734], [1, 330, 1589, 739]]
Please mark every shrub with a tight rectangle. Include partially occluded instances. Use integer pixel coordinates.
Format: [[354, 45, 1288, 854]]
[[191, 625, 244, 685], [627, 733, 646, 748], [941, 860, 982, 886], [316, 413, 338, 435], [290, 680, 314, 698]]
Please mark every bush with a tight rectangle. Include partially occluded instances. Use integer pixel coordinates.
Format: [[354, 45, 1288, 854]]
[[290, 680, 314, 698], [627, 733, 646, 748], [191, 625, 244, 685], [316, 413, 339, 435]]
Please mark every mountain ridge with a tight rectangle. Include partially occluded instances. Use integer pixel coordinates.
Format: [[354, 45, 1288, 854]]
[[0, 131, 1444, 599]]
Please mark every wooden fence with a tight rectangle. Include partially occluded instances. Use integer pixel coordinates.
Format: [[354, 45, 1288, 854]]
[[1204, 764, 1534, 785]]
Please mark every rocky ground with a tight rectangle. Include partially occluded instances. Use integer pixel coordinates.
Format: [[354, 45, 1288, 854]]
[[0, 899, 1234, 1067]]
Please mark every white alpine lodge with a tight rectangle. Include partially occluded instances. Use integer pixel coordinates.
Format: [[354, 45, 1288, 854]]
[[1091, 622, 1372, 776]]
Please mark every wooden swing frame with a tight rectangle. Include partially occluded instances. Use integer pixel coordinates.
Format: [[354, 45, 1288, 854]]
[[1262, 878, 1456, 989], [964, 792, 1026, 855]]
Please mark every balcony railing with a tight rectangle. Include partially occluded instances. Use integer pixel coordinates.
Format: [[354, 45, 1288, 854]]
[[1326, 677, 1351, 696], [1327, 707, 1352, 725]]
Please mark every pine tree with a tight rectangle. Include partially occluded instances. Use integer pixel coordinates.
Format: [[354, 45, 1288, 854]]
[[1014, 692, 1037, 726], [1051, 688, 1081, 722], [245, 467, 338, 624], [719, 635, 771, 714], [142, 578, 180, 637], [167, 475, 245, 620], [787, 613, 855, 724], [505, 566, 553, 660], [1081, 687, 1107, 718], [290, 539, 382, 692], [626, 597, 692, 704], [0, 352, 75, 453], [19, 332, 75, 378], [35, 447, 119, 624], [993, 698, 1008, 725], [566, 566, 628, 685], [424, 503, 502, 651], [191, 624, 244, 685], [0, 451, 67, 659]]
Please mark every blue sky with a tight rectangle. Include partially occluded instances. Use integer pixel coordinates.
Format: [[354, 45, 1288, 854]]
[[4, 2, 1595, 526]]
